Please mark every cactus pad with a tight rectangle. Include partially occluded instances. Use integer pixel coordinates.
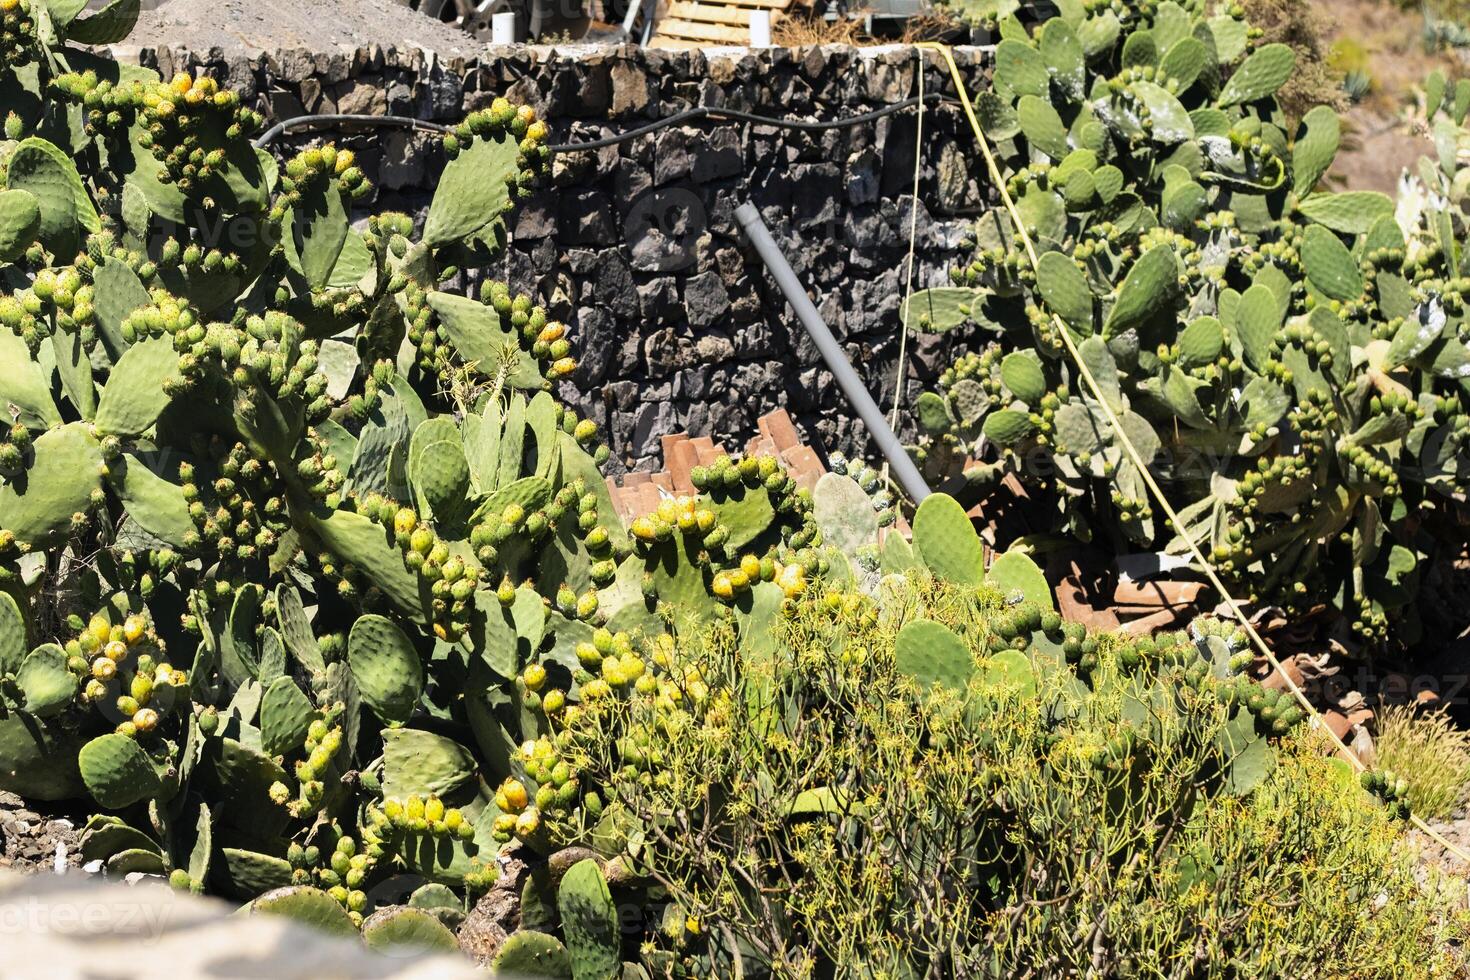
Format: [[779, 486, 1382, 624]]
[[912, 493, 985, 585], [408, 417, 473, 528], [348, 614, 423, 726], [1217, 42, 1295, 106], [0, 591, 25, 675], [253, 886, 358, 937], [493, 930, 574, 977], [0, 330, 61, 429], [259, 676, 315, 756], [558, 858, 621, 980], [0, 188, 41, 261], [106, 453, 195, 548], [4, 137, 98, 258], [93, 336, 182, 436], [986, 551, 1053, 610], [1292, 104, 1341, 196], [0, 713, 84, 800], [79, 732, 161, 809], [1035, 251, 1093, 329], [15, 643, 75, 718], [361, 906, 461, 954], [1104, 246, 1180, 338], [813, 474, 879, 556], [901, 288, 983, 333], [0, 422, 104, 546], [381, 727, 477, 799], [895, 619, 973, 691]]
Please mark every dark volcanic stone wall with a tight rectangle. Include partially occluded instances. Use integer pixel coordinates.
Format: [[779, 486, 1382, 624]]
[[131, 43, 994, 473]]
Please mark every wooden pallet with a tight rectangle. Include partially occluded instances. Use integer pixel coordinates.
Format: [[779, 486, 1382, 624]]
[[606, 409, 826, 524], [649, 0, 798, 48]]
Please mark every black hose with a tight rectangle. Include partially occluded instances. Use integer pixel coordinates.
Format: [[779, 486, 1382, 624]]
[[251, 93, 960, 152]]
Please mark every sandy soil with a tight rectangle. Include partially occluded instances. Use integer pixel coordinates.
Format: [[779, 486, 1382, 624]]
[[118, 0, 483, 58]]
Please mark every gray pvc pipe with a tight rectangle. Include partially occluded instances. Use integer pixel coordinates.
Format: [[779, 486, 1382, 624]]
[[734, 201, 933, 504]]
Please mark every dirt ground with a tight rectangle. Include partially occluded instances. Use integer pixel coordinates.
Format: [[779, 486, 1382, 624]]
[[1321, 0, 1466, 191], [118, 0, 483, 58]]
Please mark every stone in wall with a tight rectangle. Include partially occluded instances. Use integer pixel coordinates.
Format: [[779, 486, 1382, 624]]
[[128, 43, 995, 475]]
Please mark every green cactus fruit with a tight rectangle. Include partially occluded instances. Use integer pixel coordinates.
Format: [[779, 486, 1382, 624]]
[[558, 859, 621, 980], [252, 886, 359, 937], [813, 474, 879, 557], [912, 493, 985, 585], [0, 189, 41, 261], [987, 551, 1053, 611], [492, 930, 574, 977], [259, 676, 316, 756], [79, 732, 161, 809], [15, 643, 75, 717], [895, 619, 974, 691], [348, 614, 424, 726], [361, 906, 461, 954]]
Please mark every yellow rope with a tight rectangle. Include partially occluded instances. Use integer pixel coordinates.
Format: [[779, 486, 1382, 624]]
[[916, 40, 1470, 867]]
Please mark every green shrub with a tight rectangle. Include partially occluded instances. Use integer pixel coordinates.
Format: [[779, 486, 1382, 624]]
[[565, 574, 1468, 977], [1374, 703, 1470, 818], [906, 0, 1470, 652]]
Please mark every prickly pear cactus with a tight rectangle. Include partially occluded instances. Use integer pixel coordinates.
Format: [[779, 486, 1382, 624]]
[[909, 0, 1470, 652], [0, 0, 833, 948]]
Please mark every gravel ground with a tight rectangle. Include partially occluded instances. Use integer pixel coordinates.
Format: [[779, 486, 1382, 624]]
[[0, 791, 82, 875], [118, 0, 482, 58]]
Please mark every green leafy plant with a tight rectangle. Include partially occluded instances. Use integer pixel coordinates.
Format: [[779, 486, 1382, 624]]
[[557, 569, 1465, 977], [907, 0, 1470, 652], [0, 1, 834, 942]]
